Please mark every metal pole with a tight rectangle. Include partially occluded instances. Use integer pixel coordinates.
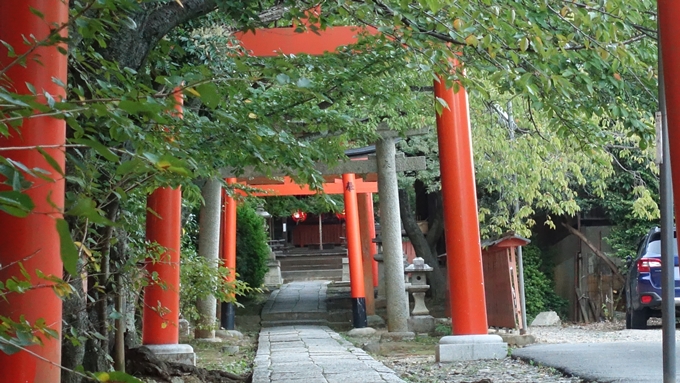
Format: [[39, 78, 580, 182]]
[[658, 25, 676, 383], [507, 101, 529, 335]]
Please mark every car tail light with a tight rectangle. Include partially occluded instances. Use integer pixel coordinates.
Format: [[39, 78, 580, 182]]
[[637, 258, 662, 273], [641, 295, 653, 304]]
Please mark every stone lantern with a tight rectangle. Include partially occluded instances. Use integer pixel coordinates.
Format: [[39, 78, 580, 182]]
[[405, 257, 435, 333]]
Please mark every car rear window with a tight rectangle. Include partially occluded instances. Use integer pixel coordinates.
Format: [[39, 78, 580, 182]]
[[647, 238, 678, 256]]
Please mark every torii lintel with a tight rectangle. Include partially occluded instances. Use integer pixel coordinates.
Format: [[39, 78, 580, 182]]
[[245, 176, 377, 196], [234, 5, 378, 57]]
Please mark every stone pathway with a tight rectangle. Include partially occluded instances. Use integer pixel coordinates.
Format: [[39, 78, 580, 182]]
[[262, 281, 328, 316], [253, 281, 405, 383]]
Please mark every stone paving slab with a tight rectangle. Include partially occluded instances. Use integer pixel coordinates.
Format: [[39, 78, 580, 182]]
[[253, 325, 406, 383]]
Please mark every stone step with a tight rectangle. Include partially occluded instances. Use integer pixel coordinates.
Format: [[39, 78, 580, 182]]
[[281, 270, 342, 282], [279, 256, 344, 266], [280, 264, 341, 271], [260, 319, 329, 327], [261, 311, 327, 323]]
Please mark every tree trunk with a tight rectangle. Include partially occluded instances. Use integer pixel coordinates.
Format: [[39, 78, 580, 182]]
[[101, 0, 289, 71], [61, 257, 88, 383], [398, 188, 447, 301], [425, 191, 445, 256]]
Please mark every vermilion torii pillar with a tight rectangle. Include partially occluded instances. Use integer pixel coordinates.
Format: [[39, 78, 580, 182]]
[[358, 192, 377, 314], [433, 72, 488, 335], [0, 2, 68, 382], [434, 69, 507, 361], [142, 91, 195, 363], [659, 4, 680, 237], [221, 177, 238, 330], [342, 173, 368, 327], [143, 186, 182, 344], [241, 175, 379, 324]]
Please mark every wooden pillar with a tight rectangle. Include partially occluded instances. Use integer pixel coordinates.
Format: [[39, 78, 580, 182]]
[[0, 2, 68, 382], [343, 173, 367, 328], [358, 192, 376, 315], [434, 70, 489, 335], [143, 91, 184, 344], [221, 178, 238, 330]]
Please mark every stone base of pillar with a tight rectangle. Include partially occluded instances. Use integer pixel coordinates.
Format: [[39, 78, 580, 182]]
[[407, 315, 435, 334], [367, 314, 385, 328], [435, 335, 507, 362], [145, 344, 196, 366], [216, 329, 244, 339], [264, 259, 283, 288]]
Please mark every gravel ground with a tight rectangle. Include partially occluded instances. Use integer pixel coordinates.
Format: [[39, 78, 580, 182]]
[[379, 318, 671, 383]]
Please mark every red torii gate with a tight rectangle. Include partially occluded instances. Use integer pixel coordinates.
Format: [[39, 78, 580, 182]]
[[234, 6, 489, 337], [222, 174, 379, 328], [247, 175, 378, 196], [0, 2, 495, 381]]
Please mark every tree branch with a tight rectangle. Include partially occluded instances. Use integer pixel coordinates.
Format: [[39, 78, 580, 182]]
[[561, 221, 624, 285]]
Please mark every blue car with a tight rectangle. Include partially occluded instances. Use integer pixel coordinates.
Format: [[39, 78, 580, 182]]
[[625, 227, 680, 329]]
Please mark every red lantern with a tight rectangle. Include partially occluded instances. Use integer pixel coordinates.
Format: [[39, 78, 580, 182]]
[[335, 210, 346, 221], [292, 210, 307, 223]]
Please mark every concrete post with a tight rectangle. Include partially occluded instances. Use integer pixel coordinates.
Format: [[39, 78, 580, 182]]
[[376, 138, 411, 334], [195, 178, 223, 339]]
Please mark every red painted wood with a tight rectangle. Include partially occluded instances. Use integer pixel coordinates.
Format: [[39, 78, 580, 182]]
[[235, 26, 379, 57], [248, 176, 377, 196], [292, 223, 344, 247], [343, 174, 366, 299], [142, 91, 184, 345], [358, 193, 376, 313], [481, 248, 516, 329], [223, 178, 237, 286], [659, 1, 680, 259], [143, 187, 182, 345], [435, 69, 489, 335], [0, 2, 68, 381]]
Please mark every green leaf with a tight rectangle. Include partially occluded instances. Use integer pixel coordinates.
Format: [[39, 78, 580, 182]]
[[56, 218, 78, 276], [116, 159, 144, 175], [197, 82, 220, 109], [66, 196, 114, 225], [37, 147, 65, 176], [0, 191, 34, 217], [72, 138, 119, 162], [519, 37, 529, 52], [0, 340, 21, 355]]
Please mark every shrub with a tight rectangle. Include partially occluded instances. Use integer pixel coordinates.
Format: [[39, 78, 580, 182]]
[[523, 244, 569, 320], [180, 213, 254, 324], [236, 205, 270, 292]]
